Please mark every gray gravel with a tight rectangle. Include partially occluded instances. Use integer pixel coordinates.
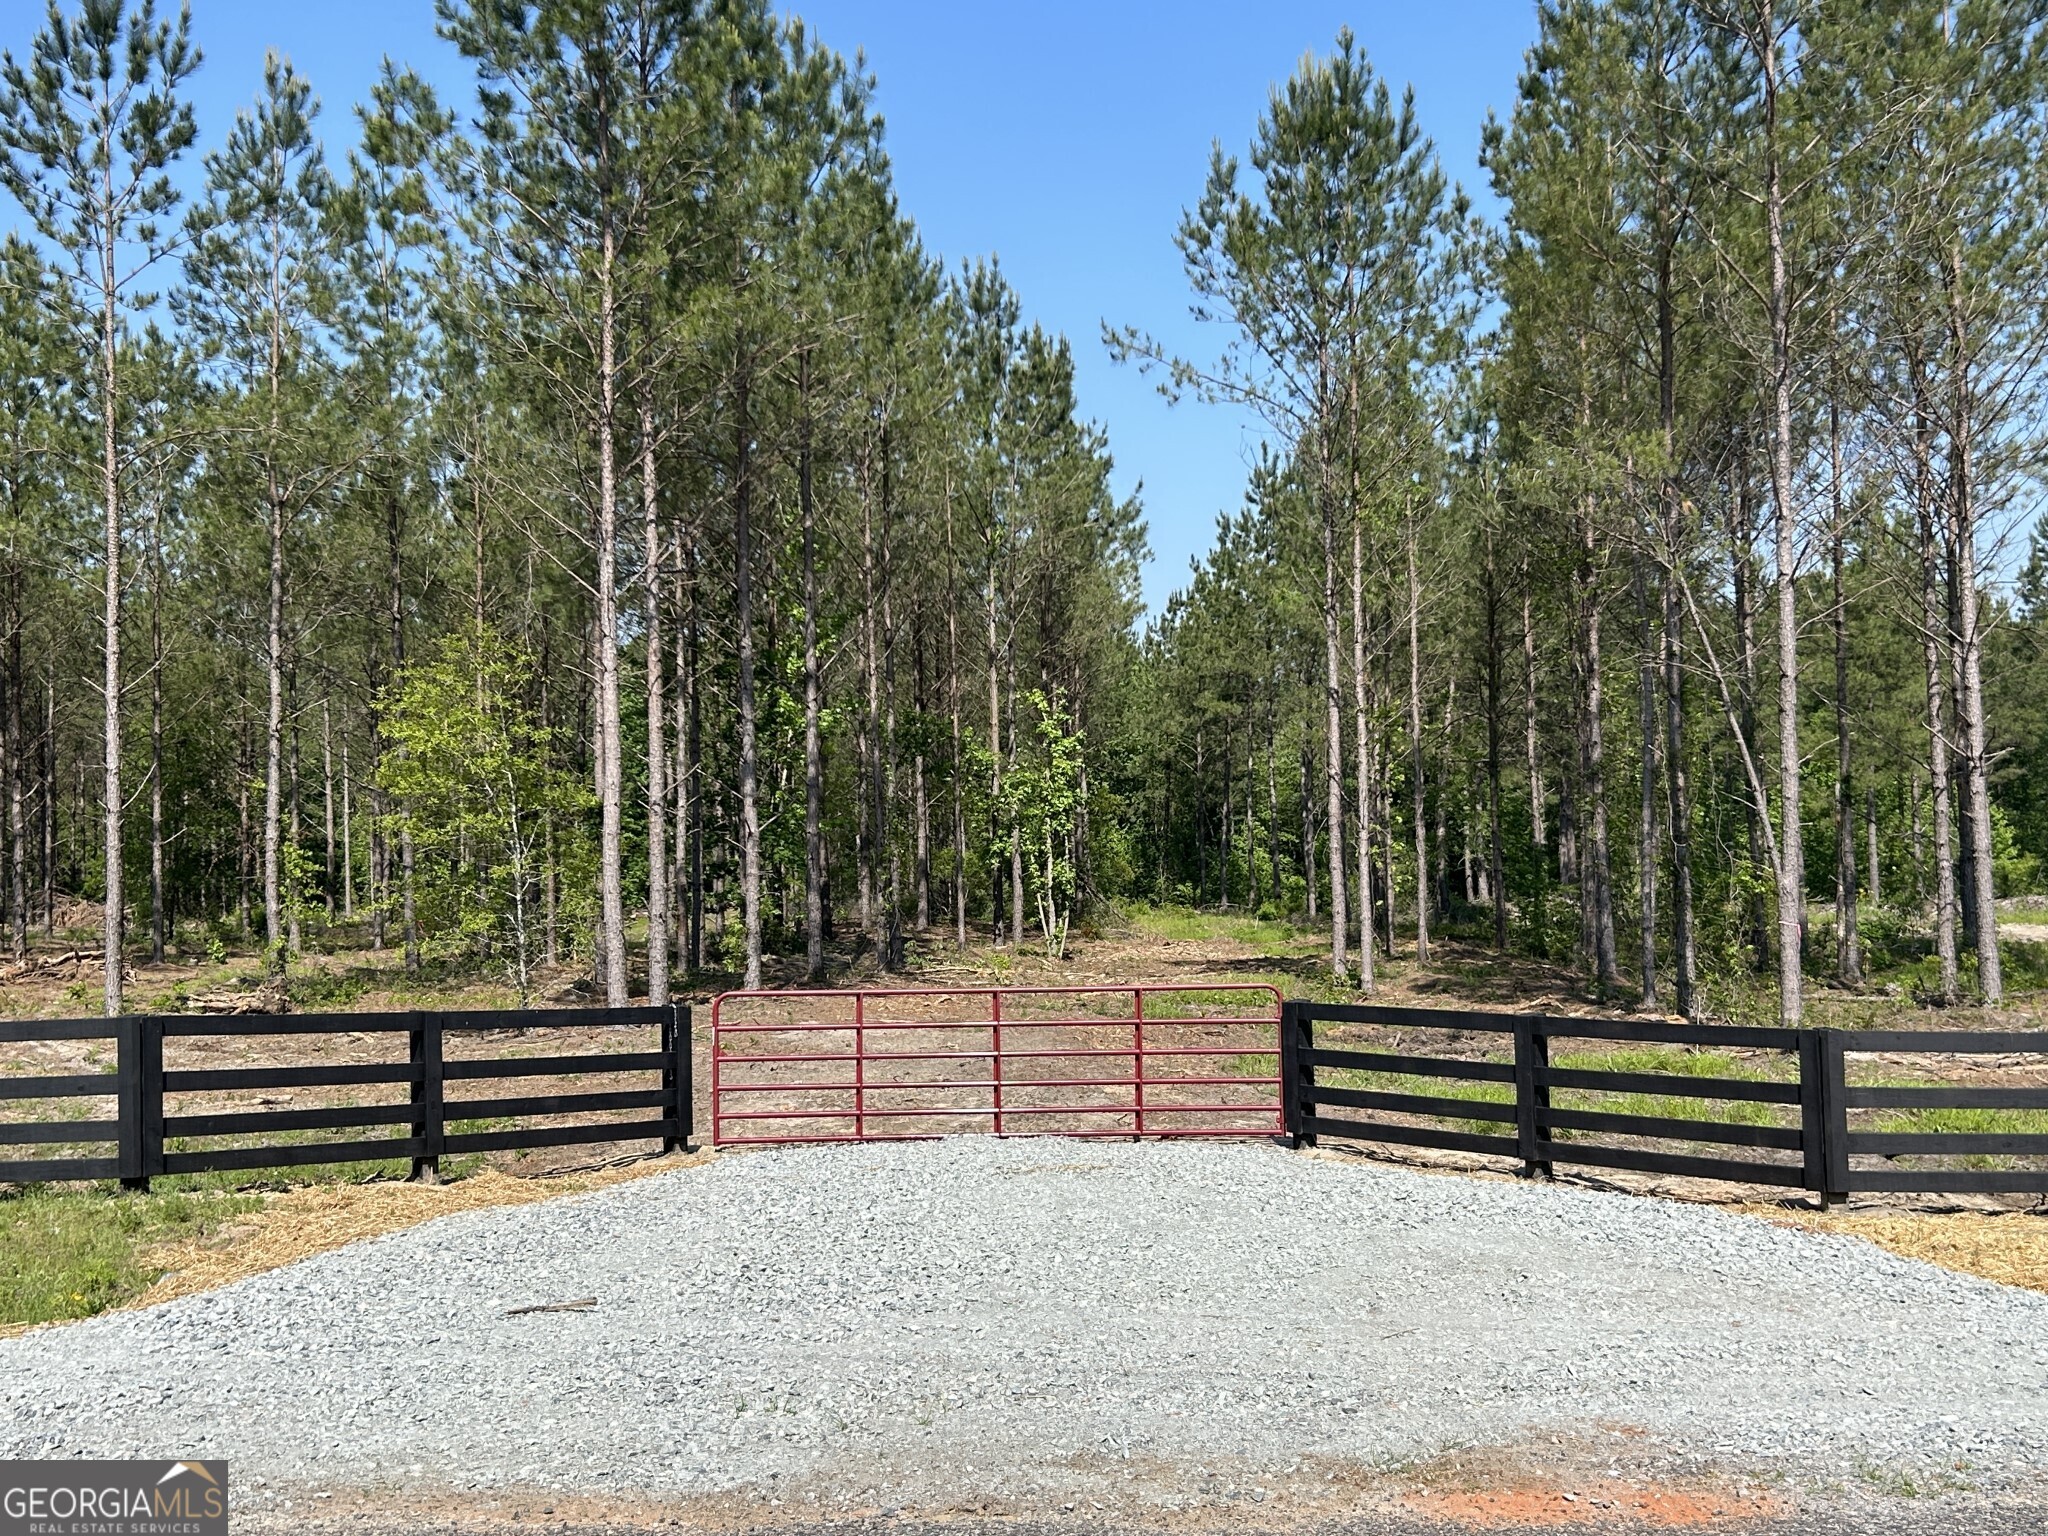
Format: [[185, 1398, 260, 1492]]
[[5, 1138, 2048, 1513]]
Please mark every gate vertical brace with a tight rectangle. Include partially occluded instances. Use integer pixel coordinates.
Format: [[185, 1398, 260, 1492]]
[[1132, 988, 1146, 1139], [853, 992, 867, 1141], [118, 1015, 163, 1192], [411, 1011, 443, 1184], [990, 989, 1004, 1136], [1514, 1016, 1551, 1180], [709, 997, 724, 1148]]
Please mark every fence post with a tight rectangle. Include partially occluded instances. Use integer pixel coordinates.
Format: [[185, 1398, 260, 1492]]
[[1798, 1028, 1830, 1206], [117, 1015, 163, 1192], [1279, 1001, 1316, 1148], [1821, 1028, 1850, 1207], [1513, 1016, 1551, 1180], [410, 1011, 443, 1184], [664, 1004, 694, 1153]]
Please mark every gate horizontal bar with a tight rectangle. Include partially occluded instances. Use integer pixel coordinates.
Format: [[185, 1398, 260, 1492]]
[[710, 984, 1283, 1148], [711, 1014, 1278, 1034]]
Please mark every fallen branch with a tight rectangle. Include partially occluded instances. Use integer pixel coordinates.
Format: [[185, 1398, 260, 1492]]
[[185, 981, 290, 1016], [505, 1297, 598, 1316]]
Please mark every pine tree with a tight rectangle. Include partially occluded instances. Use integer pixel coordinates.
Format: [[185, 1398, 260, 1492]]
[[1110, 27, 1471, 982], [0, 0, 199, 1012]]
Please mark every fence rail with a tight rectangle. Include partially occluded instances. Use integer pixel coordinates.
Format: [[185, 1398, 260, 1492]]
[[6, 995, 2043, 1201], [1283, 1001, 2048, 1200], [0, 1005, 691, 1189]]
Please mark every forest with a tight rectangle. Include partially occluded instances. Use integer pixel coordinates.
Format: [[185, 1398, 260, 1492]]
[[0, 0, 2045, 1032]]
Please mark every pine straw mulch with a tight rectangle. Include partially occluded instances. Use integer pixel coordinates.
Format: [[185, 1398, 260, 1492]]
[[134, 1153, 714, 1311], [1742, 1206, 2048, 1294]]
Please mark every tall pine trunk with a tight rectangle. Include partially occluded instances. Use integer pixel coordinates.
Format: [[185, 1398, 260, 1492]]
[[672, 519, 690, 974], [1006, 546, 1024, 947], [99, 228, 123, 1014], [263, 473, 285, 972], [1320, 472, 1349, 978], [1829, 400, 1861, 986], [321, 701, 335, 925], [1636, 559, 1658, 1007], [1731, 464, 1768, 969], [341, 723, 354, 920], [149, 497, 165, 965], [881, 446, 903, 968], [985, 523, 1003, 943], [800, 355, 824, 977], [685, 526, 705, 970], [1405, 514, 1427, 963], [1947, 258, 2000, 1003], [593, 230, 628, 1003], [734, 371, 763, 988], [1576, 489, 1617, 994], [385, 479, 418, 971], [640, 390, 669, 1006], [946, 489, 967, 946], [8, 564, 25, 963], [1522, 580, 1545, 850], [1656, 238, 1695, 1018], [913, 621, 931, 931], [1913, 360, 1960, 1006], [1759, 3, 1805, 1026], [1483, 550, 1507, 950], [1350, 514, 1374, 989]]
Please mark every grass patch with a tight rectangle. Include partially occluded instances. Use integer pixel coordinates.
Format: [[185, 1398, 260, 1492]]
[[1315, 1045, 1800, 1138], [1126, 904, 1310, 951], [2000, 938, 2048, 994], [1133, 983, 1290, 1021], [1856, 1093, 2048, 1170], [1548, 1046, 1792, 1130], [0, 1185, 263, 1327], [1319, 1057, 1516, 1135], [0, 1153, 707, 1330], [1301, 1039, 2048, 1163]]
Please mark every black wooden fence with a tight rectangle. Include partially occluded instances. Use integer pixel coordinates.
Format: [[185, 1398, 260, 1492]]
[[1280, 1001, 2048, 1200], [0, 1005, 691, 1190]]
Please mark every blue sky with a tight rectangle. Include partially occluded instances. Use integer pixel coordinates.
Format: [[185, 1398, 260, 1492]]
[[1, 0, 1539, 617]]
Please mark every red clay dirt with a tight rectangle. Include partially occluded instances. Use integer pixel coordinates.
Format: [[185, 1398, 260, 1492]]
[[1404, 1482, 1779, 1529]]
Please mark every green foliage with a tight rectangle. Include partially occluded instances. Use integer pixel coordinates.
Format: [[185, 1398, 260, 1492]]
[[377, 624, 591, 998], [996, 690, 1087, 958], [286, 966, 371, 1010], [1991, 805, 2040, 899]]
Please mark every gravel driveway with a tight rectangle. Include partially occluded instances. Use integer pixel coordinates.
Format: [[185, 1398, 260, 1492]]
[[5, 1139, 2047, 1522]]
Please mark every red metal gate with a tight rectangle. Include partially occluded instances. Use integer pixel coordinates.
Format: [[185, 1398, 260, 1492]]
[[710, 984, 1283, 1146]]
